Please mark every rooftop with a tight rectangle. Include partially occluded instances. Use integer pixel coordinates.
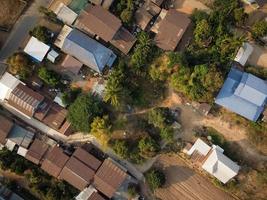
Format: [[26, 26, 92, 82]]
[[25, 139, 49, 165], [0, 115, 14, 145], [0, 72, 22, 101], [61, 54, 83, 75], [54, 2, 78, 25], [215, 67, 267, 121]]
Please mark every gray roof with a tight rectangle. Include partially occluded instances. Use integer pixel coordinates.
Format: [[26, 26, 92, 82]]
[[62, 29, 116, 73], [8, 125, 35, 148], [215, 67, 267, 121]]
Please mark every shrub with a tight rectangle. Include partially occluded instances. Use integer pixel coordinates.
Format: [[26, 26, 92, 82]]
[[38, 67, 60, 87], [7, 53, 32, 79], [112, 140, 129, 159], [145, 169, 166, 191], [251, 20, 267, 39], [138, 136, 159, 157], [29, 26, 51, 43]]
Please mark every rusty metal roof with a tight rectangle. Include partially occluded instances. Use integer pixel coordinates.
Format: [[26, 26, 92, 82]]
[[25, 139, 49, 165], [0, 115, 13, 145]]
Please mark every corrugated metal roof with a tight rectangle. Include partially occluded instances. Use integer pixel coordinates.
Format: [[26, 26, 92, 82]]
[[25, 139, 49, 165], [215, 67, 267, 121], [8, 125, 34, 148], [0, 115, 13, 145], [62, 29, 116, 73]]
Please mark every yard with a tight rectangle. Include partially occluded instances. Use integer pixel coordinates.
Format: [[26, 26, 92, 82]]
[[0, 0, 26, 31], [154, 154, 234, 200], [247, 43, 267, 68]]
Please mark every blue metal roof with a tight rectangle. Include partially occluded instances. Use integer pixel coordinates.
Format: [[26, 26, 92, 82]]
[[215, 67, 267, 121], [62, 29, 116, 73]]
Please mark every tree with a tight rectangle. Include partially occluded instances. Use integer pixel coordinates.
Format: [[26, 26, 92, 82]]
[[39, 6, 58, 23], [67, 94, 103, 132], [194, 19, 211, 46], [38, 67, 60, 87], [148, 107, 173, 129], [234, 8, 247, 26], [145, 169, 166, 191], [160, 126, 174, 141], [138, 136, 159, 157], [61, 88, 81, 106], [251, 20, 267, 39], [29, 26, 50, 43], [120, 9, 133, 24], [112, 140, 129, 159], [104, 60, 129, 107], [7, 53, 32, 79]]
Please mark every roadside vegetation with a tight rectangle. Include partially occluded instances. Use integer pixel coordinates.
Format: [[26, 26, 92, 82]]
[[0, 148, 78, 200]]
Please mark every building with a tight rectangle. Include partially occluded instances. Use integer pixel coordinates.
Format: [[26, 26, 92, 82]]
[[234, 42, 253, 66], [215, 67, 267, 121], [54, 2, 78, 25], [184, 138, 240, 184], [25, 139, 50, 165], [151, 0, 165, 6], [47, 49, 60, 63], [93, 159, 128, 198], [0, 183, 24, 200], [151, 9, 190, 51], [61, 55, 83, 75], [60, 28, 117, 73], [0, 115, 14, 147], [75, 5, 136, 54], [8, 83, 44, 117], [0, 72, 22, 101], [41, 146, 70, 177], [24, 36, 50, 62], [76, 186, 106, 200]]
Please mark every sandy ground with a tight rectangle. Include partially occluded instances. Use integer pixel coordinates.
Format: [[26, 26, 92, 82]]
[[154, 154, 234, 200], [247, 43, 267, 68], [173, 0, 210, 15]]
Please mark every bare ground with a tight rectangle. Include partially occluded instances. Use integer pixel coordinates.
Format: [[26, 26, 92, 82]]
[[248, 43, 267, 69], [173, 0, 210, 15], [154, 154, 234, 200]]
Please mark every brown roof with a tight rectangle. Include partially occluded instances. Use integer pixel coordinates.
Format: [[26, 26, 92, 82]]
[[89, 0, 103, 5], [110, 27, 136, 54], [41, 146, 69, 177], [88, 192, 106, 200], [151, 0, 164, 6], [75, 5, 121, 42], [135, 8, 153, 30], [8, 83, 44, 116], [59, 120, 73, 136], [59, 156, 95, 190], [42, 103, 68, 130], [25, 139, 49, 165], [61, 55, 83, 75], [73, 147, 102, 171], [93, 159, 127, 198], [153, 9, 190, 51], [0, 115, 13, 145], [34, 98, 52, 121], [145, 1, 161, 16]]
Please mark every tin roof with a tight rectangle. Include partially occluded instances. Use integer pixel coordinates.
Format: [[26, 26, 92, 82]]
[[0, 115, 14, 145], [25, 139, 49, 165]]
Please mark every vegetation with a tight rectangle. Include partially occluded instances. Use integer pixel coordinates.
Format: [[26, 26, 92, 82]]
[[38, 67, 60, 87], [67, 94, 103, 132], [114, 0, 134, 25], [29, 25, 51, 43], [0, 149, 78, 200], [145, 169, 166, 191], [61, 88, 81, 106], [251, 20, 267, 39], [127, 183, 138, 198], [7, 53, 32, 79], [112, 140, 129, 159], [138, 136, 159, 157], [38, 6, 59, 23], [247, 122, 267, 153]]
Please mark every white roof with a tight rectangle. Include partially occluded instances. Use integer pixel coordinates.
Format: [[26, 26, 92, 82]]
[[234, 42, 253, 66], [202, 147, 240, 184], [54, 3, 78, 25], [47, 49, 59, 63], [0, 72, 22, 100], [54, 93, 66, 107], [24, 36, 50, 62], [5, 139, 16, 151], [17, 147, 28, 157], [186, 138, 211, 156]]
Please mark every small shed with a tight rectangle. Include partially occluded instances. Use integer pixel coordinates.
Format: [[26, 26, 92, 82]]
[[24, 36, 50, 62], [47, 49, 60, 63], [234, 42, 253, 66], [54, 93, 66, 107], [54, 3, 78, 25]]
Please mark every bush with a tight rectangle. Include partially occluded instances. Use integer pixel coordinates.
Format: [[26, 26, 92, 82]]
[[112, 140, 129, 159], [38, 67, 60, 87], [7, 53, 32, 79], [148, 107, 174, 129], [145, 169, 166, 191], [127, 183, 138, 197], [67, 94, 103, 132], [90, 116, 111, 147], [138, 136, 159, 157], [29, 26, 51, 43], [251, 20, 267, 39], [61, 88, 81, 106]]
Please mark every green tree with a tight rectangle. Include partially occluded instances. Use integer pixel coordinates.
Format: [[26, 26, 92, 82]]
[[194, 19, 211, 45], [234, 8, 247, 26], [112, 140, 129, 159], [61, 88, 81, 106], [120, 9, 133, 24], [138, 136, 159, 157], [148, 107, 173, 129], [7, 53, 32, 79], [251, 20, 267, 39], [145, 169, 166, 191], [38, 67, 60, 87], [29, 26, 50, 43], [67, 94, 103, 132], [160, 126, 174, 141]]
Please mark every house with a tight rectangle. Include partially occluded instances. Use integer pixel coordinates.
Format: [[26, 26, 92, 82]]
[[47, 49, 60, 63], [59, 147, 102, 190], [234, 42, 253, 66], [75, 186, 106, 200], [8, 83, 44, 117], [184, 138, 240, 184], [25, 139, 50, 165], [75, 5, 136, 54], [93, 159, 128, 198], [0, 72, 22, 101], [151, 9, 191, 51], [53, 2, 78, 25], [215, 67, 267, 121], [61, 55, 83, 75], [0, 115, 14, 147], [41, 146, 70, 177], [24, 36, 50, 62], [60, 28, 117, 73]]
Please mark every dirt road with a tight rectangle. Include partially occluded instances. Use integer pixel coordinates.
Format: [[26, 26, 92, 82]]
[[155, 154, 233, 200]]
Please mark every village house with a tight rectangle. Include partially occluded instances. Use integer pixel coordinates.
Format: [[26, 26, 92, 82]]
[[215, 67, 267, 121], [151, 9, 191, 51], [75, 5, 136, 54], [184, 138, 240, 184]]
